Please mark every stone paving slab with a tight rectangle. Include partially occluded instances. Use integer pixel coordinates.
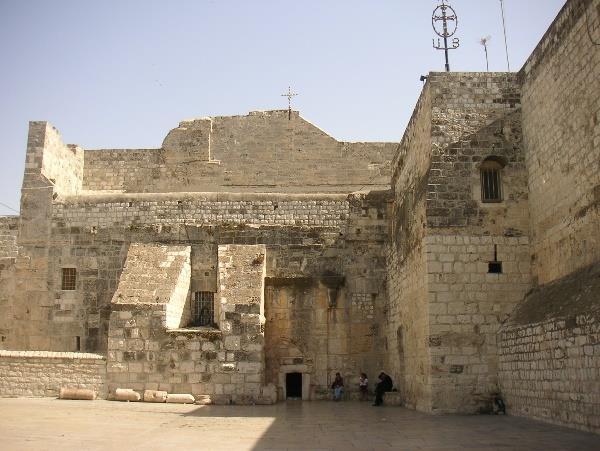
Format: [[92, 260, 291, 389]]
[[0, 399, 598, 451]]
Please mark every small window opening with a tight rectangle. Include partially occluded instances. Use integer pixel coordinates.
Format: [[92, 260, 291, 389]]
[[480, 160, 504, 203], [488, 262, 503, 274], [488, 244, 503, 274], [191, 291, 215, 327], [75, 336, 81, 351], [61, 268, 77, 290]]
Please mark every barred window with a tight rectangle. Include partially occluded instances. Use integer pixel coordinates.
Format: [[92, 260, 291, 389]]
[[191, 291, 214, 327], [480, 160, 503, 203], [61, 268, 77, 290]]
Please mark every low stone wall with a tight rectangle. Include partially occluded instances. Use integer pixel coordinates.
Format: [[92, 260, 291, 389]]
[[0, 350, 107, 398], [499, 315, 599, 434]]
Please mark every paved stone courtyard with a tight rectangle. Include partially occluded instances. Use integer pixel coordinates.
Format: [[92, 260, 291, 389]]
[[0, 399, 598, 451]]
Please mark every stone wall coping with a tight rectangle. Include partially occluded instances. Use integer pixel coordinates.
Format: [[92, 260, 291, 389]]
[[60, 191, 351, 204], [0, 350, 106, 360]]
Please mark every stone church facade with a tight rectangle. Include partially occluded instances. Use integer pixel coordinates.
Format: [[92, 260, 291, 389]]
[[0, 0, 598, 434]]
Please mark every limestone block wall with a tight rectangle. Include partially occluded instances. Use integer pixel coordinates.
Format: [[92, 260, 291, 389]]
[[22, 121, 83, 196], [6, 188, 371, 354], [498, 262, 600, 433], [0, 218, 18, 347], [493, 0, 600, 433], [106, 244, 271, 404], [10, 122, 85, 351], [111, 243, 191, 328], [0, 217, 18, 259], [388, 72, 530, 413], [387, 83, 433, 411], [424, 73, 529, 414], [520, 0, 600, 284], [83, 110, 397, 194], [499, 315, 599, 434], [0, 217, 18, 347], [55, 193, 351, 229], [427, 73, 525, 234], [0, 350, 106, 398], [260, 191, 389, 400], [426, 234, 530, 413]]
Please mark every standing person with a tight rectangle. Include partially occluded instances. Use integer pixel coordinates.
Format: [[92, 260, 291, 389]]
[[331, 372, 344, 401], [359, 373, 369, 401], [373, 372, 393, 406]]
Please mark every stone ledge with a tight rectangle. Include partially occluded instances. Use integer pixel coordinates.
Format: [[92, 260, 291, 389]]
[[0, 350, 106, 360]]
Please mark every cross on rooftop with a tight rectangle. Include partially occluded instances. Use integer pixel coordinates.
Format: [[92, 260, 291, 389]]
[[281, 86, 298, 120]]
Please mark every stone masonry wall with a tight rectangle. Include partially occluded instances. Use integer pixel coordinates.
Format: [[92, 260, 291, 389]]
[[55, 193, 350, 229], [106, 244, 273, 404], [0, 217, 18, 259], [499, 315, 599, 434], [9, 123, 76, 351], [520, 0, 600, 284], [387, 83, 432, 411], [426, 234, 530, 413], [499, 262, 599, 433], [496, 0, 600, 434], [427, 72, 525, 234], [388, 72, 531, 413], [263, 191, 390, 400], [83, 110, 397, 194], [0, 217, 18, 347], [423, 73, 531, 413], [0, 350, 106, 398]]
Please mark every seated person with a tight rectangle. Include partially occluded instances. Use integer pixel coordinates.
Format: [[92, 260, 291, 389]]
[[331, 372, 344, 401], [359, 372, 369, 401], [373, 372, 393, 406]]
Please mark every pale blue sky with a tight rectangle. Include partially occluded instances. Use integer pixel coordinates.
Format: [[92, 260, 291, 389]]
[[0, 0, 565, 215]]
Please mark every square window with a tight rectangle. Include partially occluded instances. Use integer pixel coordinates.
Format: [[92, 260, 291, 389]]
[[62, 268, 77, 290]]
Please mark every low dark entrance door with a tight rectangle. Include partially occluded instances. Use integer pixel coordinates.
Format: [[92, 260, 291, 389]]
[[286, 372, 302, 399]]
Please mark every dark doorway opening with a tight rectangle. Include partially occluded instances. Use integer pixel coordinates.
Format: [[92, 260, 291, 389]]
[[286, 372, 302, 399]]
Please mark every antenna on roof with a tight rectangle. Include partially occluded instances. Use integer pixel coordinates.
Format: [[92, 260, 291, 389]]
[[499, 0, 511, 71], [480, 35, 492, 72]]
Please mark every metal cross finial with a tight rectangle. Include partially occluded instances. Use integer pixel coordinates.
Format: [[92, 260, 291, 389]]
[[432, 1, 460, 72], [281, 86, 298, 120]]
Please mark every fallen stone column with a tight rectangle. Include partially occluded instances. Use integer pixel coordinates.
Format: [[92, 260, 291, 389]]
[[113, 388, 141, 402], [166, 394, 195, 404], [195, 395, 212, 405], [144, 390, 168, 403], [59, 388, 97, 400]]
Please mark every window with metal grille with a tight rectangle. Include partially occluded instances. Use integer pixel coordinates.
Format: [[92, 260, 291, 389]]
[[61, 268, 77, 290], [480, 161, 503, 203], [191, 291, 214, 327]]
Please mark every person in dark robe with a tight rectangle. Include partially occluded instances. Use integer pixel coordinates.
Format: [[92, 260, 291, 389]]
[[373, 372, 393, 406]]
